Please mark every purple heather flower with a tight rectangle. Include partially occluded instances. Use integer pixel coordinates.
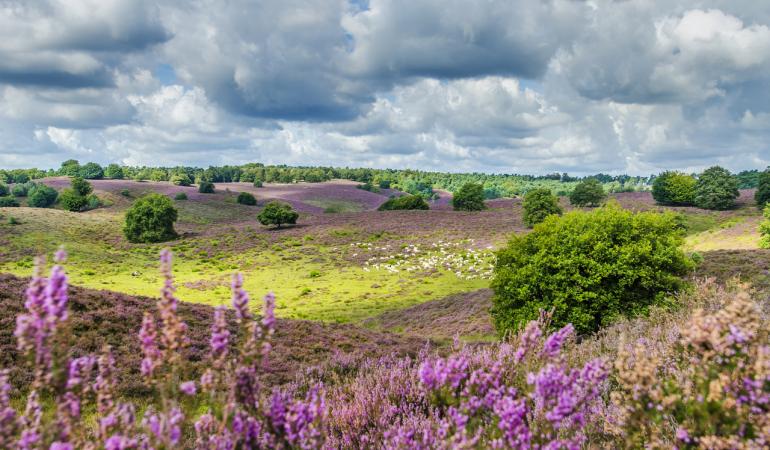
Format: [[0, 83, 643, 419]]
[[50, 442, 74, 450], [139, 312, 161, 379], [210, 306, 230, 361], [66, 356, 96, 389], [542, 324, 574, 359], [231, 273, 251, 320], [180, 381, 197, 396], [104, 434, 138, 450], [515, 320, 543, 363]]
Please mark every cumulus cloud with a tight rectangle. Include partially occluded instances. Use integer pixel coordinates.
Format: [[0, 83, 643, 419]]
[[0, 0, 769, 174]]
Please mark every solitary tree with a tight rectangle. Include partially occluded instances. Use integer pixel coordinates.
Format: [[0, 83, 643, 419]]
[[123, 193, 179, 243], [694, 166, 739, 210], [452, 183, 486, 211], [652, 171, 696, 206], [257, 201, 298, 228], [522, 188, 562, 228], [79, 162, 104, 180], [198, 181, 215, 194], [569, 178, 606, 207], [237, 192, 257, 205], [60, 177, 94, 212], [104, 164, 124, 179]]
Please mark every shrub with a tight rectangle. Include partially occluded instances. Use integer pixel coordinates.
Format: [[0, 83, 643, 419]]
[[569, 178, 606, 207], [86, 194, 102, 210], [759, 205, 770, 249], [756, 168, 770, 209], [170, 174, 192, 186], [123, 193, 179, 243], [120, 189, 131, 197], [258, 201, 299, 228], [198, 181, 215, 194], [174, 192, 188, 201], [0, 197, 20, 207], [237, 192, 257, 206], [79, 162, 104, 179], [491, 203, 693, 335], [59, 189, 88, 212], [651, 171, 696, 206], [522, 188, 562, 227], [104, 163, 124, 179], [357, 182, 380, 193], [377, 195, 429, 211], [378, 180, 391, 189], [71, 176, 93, 196], [0, 183, 7, 196], [10, 184, 28, 197], [694, 166, 739, 210], [253, 179, 263, 188], [27, 185, 58, 208], [452, 182, 486, 211]]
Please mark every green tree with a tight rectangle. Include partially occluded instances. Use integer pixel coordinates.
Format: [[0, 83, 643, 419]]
[[79, 162, 104, 179], [11, 184, 29, 197], [0, 183, 7, 196], [0, 197, 20, 207], [60, 160, 80, 176], [170, 174, 192, 186], [71, 177, 93, 196], [378, 195, 429, 211], [491, 203, 693, 335], [569, 178, 607, 207], [237, 192, 257, 205], [755, 168, 770, 209], [28, 185, 58, 208], [123, 193, 179, 243], [522, 188, 562, 228], [198, 181, 215, 193], [452, 183, 486, 211], [104, 164, 124, 179], [257, 201, 298, 228], [652, 171, 696, 206], [253, 179, 263, 188], [59, 189, 88, 212], [694, 166, 739, 210]]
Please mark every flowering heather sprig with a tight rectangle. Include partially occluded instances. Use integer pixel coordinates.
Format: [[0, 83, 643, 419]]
[[261, 292, 276, 358], [231, 272, 251, 321], [143, 407, 184, 447], [541, 323, 574, 359], [138, 312, 161, 380], [210, 306, 230, 362], [157, 249, 188, 364]]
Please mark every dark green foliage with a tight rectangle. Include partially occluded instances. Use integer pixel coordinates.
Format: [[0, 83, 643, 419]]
[[652, 171, 696, 206], [452, 183, 486, 211], [27, 185, 58, 208], [522, 188, 562, 228], [253, 179, 263, 188], [86, 194, 102, 210], [378, 195, 429, 211], [174, 192, 188, 201], [569, 178, 607, 207], [60, 159, 80, 176], [0, 197, 19, 207], [123, 193, 179, 243], [170, 174, 192, 186], [104, 164, 124, 179], [257, 201, 298, 228], [198, 181, 215, 194], [755, 168, 770, 209], [237, 192, 257, 205], [71, 177, 93, 196], [357, 182, 380, 193], [694, 166, 739, 210], [11, 184, 28, 197], [491, 204, 693, 335], [0, 184, 7, 196], [378, 180, 391, 189], [120, 189, 131, 197], [79, 162, 104, 179], [59, 189, 88, 212]]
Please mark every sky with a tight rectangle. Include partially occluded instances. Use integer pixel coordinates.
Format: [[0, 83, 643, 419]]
[[1, 0, 769, 175]]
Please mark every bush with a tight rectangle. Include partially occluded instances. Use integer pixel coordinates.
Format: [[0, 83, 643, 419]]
[[123, 193, 179, 243], [694, 166, 739, 210], [79, 162, 104, 179], [491, 203, 693, 335], [59, 189, 87, 211], [759, 205, 770, 249], [170, 174, 192, 186], [377, 195, 429, 211], [569, 178, 606, 207], [198, 181, 215, 194], [11, 184, 28, 197], [357, 182, 380, 193], [378, 180, 391, 189], [237, 192, 257, 206], [755, 168, 770, 209], [0, 183, 7, 196], [651, 171, 696, 206], [104, 163, 124, 179], [257, 201, 298, 228], [120, 189, 131, 197], [86, 194, 102, 210], [522, 188, 562, 228], [253, 179, 263, 188], [174, 192, 188, 201], [0, 197, 20, 207], [27, 185, 58, 208], [71, 177, 93, 196], [452, 183, 486, 211]]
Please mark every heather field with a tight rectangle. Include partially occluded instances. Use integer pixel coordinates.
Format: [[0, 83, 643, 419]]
[[2, 176, 770, 448]]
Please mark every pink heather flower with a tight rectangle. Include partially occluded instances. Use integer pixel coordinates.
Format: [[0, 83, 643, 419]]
[[157, 249, 188, 358], [515, 320, 542, 363], [44, 260, 69, 323], [231, 273, 251, 320], [104, 434, 138, 450], [210, 306, 230, 361], [139, 312, 161, 379], [542, 324, 575, 358], [261, 292, 276, 357], [50, 442, 74, 450], [66, 356, 96, 390], [180, 381, 197, 396]]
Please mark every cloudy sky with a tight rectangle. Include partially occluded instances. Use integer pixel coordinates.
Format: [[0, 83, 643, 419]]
[[1, 0, 769, 175]]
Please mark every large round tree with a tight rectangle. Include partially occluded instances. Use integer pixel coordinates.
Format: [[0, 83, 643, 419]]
[[522, 188, 562, 228], [694, 166, 739, 210], [652, 171, 696, 206], [452, 183, 486, 211], [123, 193, 179, 243], [491, 203, 694, 335]]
